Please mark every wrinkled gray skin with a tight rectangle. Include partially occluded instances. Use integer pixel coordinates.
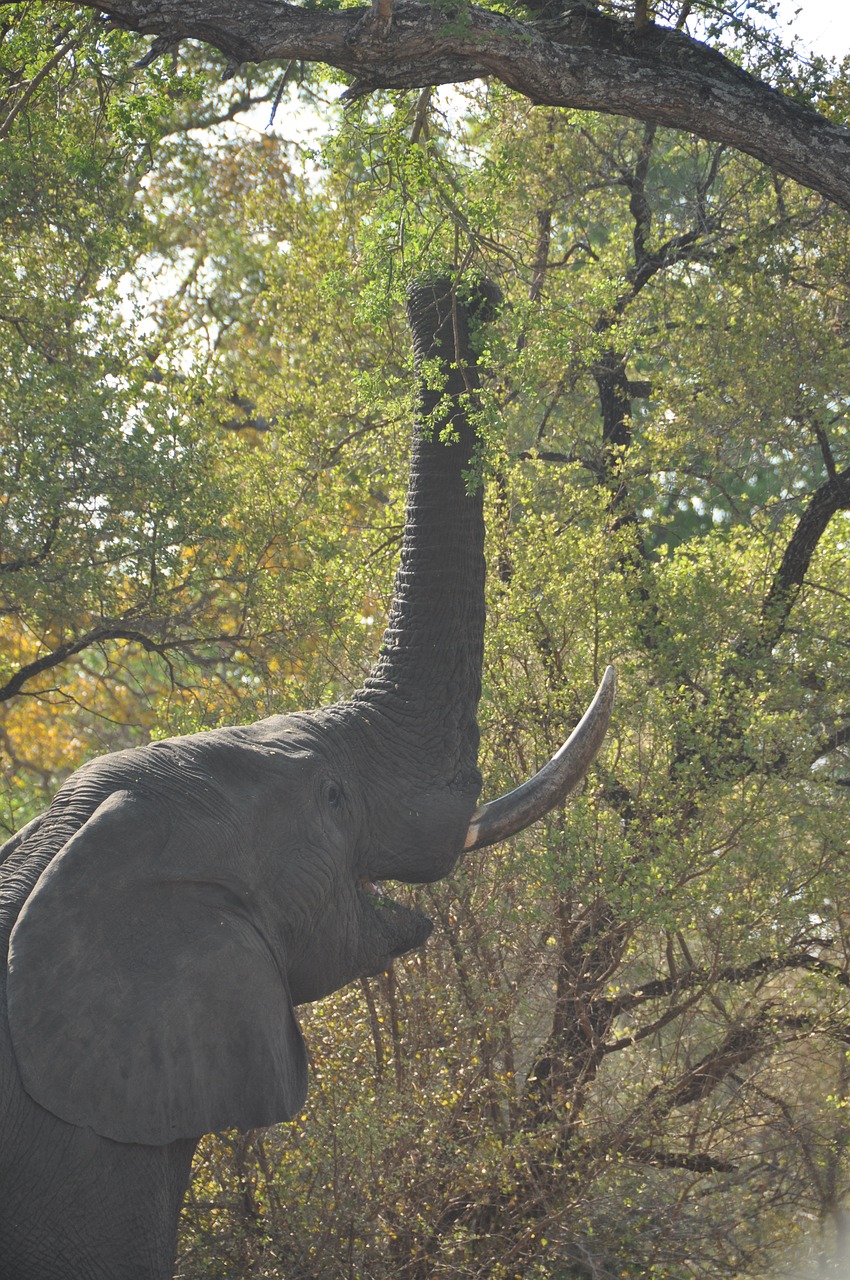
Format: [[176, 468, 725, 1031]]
[[0, 281, 591, 1279]]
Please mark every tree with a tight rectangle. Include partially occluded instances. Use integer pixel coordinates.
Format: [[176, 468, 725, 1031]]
[[3, 5, 850, 1276], [0, 11, 299, 822], [9, 0, 850, 208], [162, 89, 848, 1277]]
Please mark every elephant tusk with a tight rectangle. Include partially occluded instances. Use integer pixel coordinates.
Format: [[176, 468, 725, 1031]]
[[463, 666, 616, 851]]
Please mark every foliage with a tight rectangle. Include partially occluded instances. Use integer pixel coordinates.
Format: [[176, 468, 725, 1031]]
[[176, 77, 849, 1280], [2, 6, 850, 1278], [0, 8, 332, 824]]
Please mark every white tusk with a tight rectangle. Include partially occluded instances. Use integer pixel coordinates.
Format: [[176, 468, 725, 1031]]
[[464, 666, 616, 851]]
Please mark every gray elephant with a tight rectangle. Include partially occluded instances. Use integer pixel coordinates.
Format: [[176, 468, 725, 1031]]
[[0, 279, 614, 1280]]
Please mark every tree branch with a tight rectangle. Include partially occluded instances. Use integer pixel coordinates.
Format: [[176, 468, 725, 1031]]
[[621, 1147, 738, 1174], [59, 0, 850, 210], [605, 948, 849, 1020], [0, 621, 245, 703], [0, 515, 61, 574], [0, 27, 83, 141], [758, 463, 850, 653], [813, 720, 850, 764]]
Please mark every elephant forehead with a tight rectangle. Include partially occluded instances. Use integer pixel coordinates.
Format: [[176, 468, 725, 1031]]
[[37, 727, 346, 905], [67, 731, 319, 823]]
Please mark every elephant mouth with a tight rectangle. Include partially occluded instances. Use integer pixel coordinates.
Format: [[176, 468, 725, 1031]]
[[358, 878, 433, 959]]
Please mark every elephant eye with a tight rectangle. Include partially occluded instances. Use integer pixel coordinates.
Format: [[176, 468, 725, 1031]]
[[325, 781, 345, 809]]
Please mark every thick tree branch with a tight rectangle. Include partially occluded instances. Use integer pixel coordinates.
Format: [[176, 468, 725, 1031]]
[[656, 1009, 849, 1111], [52, 0, 850, 210], [606, 948, 849, 1019], [621, 1147, 738, 1174], [651, 1017, 769, 1109], [0, 627, 167, 702], [758, 463, 850, 653]]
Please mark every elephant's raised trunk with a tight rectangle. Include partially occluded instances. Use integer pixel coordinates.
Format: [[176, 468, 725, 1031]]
[[354, 278, 500, 795], [352, 276, 613, 875]]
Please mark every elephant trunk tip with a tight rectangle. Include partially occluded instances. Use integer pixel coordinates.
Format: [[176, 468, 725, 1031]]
[[406, 276, 503, 369], [463, 666, 616, 851]]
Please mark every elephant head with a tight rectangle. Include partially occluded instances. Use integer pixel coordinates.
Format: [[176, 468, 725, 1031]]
[[3, 278, 613, 1153]]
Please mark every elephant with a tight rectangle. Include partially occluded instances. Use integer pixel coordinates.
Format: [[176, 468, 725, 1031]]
[[0, 278, 614, 1280]]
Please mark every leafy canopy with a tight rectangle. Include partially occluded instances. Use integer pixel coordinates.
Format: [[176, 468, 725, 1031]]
[[2, 6, 850, 1277]]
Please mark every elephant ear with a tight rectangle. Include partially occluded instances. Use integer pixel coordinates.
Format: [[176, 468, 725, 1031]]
[[7, 789, 309, 1145]]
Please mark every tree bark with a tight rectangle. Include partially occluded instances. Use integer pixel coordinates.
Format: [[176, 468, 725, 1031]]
[[66, 0, 850, 210], [758, 463, 850, 653]]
